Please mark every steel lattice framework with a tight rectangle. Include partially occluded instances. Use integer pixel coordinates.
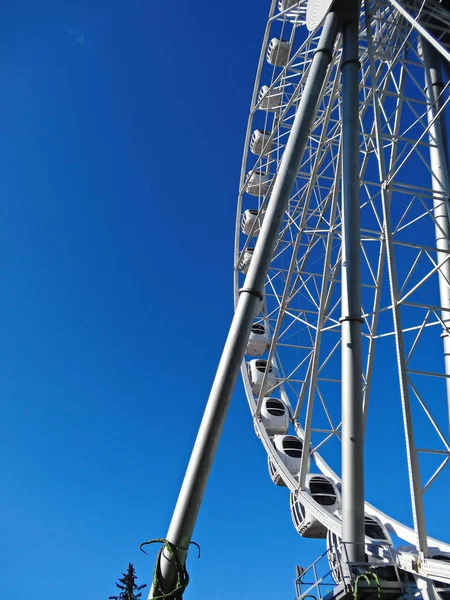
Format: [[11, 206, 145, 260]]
[[148, 2, 450, 598], [235, 0, 450, 588]]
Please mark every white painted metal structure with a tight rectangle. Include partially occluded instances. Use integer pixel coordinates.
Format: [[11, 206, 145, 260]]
[[246, 322, 269, 356], [235, 0, 450, 593], [258, 396, 290, 436], [291, 474, 341, 538]]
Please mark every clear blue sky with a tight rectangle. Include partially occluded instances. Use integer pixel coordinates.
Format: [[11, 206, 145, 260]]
[[0, 2, 449, 600]]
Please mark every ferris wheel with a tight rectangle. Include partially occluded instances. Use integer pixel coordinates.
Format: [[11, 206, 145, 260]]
[[149, 2, 450, 599], [235, 0, 450, 598]]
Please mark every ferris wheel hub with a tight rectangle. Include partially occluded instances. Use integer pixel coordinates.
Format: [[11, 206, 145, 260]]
[[306, 0, 335, 31]]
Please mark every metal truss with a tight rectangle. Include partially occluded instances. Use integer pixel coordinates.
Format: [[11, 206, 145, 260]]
[[235, 0, 450, 584]]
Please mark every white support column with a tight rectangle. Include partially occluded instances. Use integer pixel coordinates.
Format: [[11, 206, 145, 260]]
[[340, 0, 365, 564], [422, 40, 450, 431]]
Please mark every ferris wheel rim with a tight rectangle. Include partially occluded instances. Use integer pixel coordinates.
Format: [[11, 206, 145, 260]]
[[234, 0, 450, 584]]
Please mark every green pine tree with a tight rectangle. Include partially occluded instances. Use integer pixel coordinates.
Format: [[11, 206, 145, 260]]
[[109, 563, 147, 600]]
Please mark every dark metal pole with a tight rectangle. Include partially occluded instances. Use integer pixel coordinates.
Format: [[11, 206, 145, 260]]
[[339, 0, 365, 564]]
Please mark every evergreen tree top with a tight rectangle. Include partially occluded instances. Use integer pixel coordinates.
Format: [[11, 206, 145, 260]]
[[109, 563, 147, 600]]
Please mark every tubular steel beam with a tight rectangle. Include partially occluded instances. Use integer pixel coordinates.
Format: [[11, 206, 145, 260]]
[[422, 39, 450, 432], [149, 11, 341, 599], [339, 0, 365, 564]]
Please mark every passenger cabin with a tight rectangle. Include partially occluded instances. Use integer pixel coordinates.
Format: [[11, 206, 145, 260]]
[[279, 0, 300, 10], [254, 295, 264, 317], [365, 515, 392, 543], [246, 322, 269, 356], [428, 551, 450, 599], [268, 435, 307, 486], [239, 247, 254, 274], [257, 397, 289, 437], [429, 549, 450, 562], [267, 38, 290, 67], [258, 85, 283, 111], [245, 170, 270, 196], [241, 209, 263, 237], [290, 475, 340, 538], [250, 130, 272, 156], [327, 515, 392, 549], [247, 359, 279, 396], [364, 515, 393, 563], [326, 515, 394, 583]]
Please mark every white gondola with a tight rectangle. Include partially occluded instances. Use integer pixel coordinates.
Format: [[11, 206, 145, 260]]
[[259, 397, 289, 436], [239, 247, 254, 274], [258, 85, 283, 111], [328, 515, 392, 553], [268, 457, 285, 486], [364, 515, 393, 563], [290, 475, 340, 538], [429, 549, 450, 562], [364, 515, 392, 544], [278, 0, 300, 11], [247, 359, 279, 396], [241, 209, 263, 237], [427, 550, 450, 596], [267, 38, 290, 67], [268, 435, 307, 486], [397, 545, 450, 594], [253, 295, 264, 317], [327, 515, 394, 583], [326, 530, 344, 584], [245, 170, 270, 196], [250, 130, 272, 156], [246, 322, 269, 356]]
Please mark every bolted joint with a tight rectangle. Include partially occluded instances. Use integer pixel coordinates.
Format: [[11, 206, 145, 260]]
[[339, 315, 364, 324], [238, 287, 264, 301]]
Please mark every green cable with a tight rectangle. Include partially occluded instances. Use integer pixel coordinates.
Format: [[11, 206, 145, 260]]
[[353, 570, 382, 600], [140, 538, 201, 600]]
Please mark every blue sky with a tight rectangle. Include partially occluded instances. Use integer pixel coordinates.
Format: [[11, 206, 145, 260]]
[[1, 1, 449, 600]]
